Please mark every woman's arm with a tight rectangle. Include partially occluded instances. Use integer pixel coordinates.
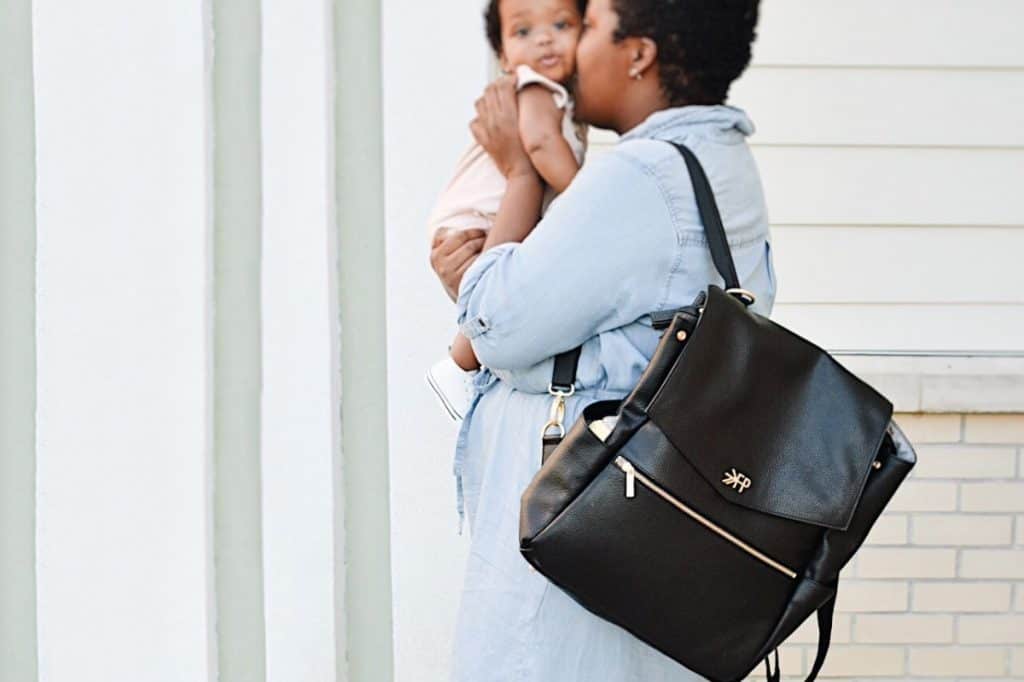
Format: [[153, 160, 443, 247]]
[[517, 85, 580, 194], [455, 147, 679, 371], [454, 78, 677, 372]]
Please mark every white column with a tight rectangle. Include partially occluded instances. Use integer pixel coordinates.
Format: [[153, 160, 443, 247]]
[[0, 0, 39, 678], [259, 0, 343, 679], [32, 2, 214, 680]]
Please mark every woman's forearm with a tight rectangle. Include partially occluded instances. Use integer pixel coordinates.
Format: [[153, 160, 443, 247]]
[[482, 170, 544, 251]]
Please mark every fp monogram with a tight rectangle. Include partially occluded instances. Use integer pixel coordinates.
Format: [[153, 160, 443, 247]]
[[722, 468, 752, 493]]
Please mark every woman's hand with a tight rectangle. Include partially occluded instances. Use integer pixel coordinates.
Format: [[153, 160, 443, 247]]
[[430, 227, 487, 302], [470, 75, 535, 179]]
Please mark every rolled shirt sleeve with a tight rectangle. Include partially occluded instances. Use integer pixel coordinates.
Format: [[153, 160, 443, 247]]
[[455, 148, 680, 371]]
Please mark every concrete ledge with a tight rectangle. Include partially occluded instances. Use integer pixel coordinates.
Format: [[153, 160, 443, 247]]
[[835, 355, 1024, 414]]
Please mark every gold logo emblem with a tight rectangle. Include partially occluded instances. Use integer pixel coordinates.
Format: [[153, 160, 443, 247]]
[[722, 468, 752, 493]]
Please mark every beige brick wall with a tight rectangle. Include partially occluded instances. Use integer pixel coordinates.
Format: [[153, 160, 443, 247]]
[[747, 413, 1024, 681]]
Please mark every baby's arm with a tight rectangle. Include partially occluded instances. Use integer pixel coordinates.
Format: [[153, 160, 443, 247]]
[[517, 85, 580, 195]]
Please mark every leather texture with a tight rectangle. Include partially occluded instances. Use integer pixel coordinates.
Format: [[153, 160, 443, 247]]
[[518, 143, 917, 681], [647, 285, 893, 531]]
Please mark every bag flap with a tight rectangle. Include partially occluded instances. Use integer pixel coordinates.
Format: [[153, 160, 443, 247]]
[[645, 286, 893, 530]]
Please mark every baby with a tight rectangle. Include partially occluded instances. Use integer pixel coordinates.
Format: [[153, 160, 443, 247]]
[[425, 0, 589, 421]]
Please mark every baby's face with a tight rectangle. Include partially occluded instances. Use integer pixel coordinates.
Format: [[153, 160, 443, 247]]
[[498, 0, 582, 84]]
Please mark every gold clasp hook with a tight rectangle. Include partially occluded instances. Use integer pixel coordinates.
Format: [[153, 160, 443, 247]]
[[540, 383, 574, 440]]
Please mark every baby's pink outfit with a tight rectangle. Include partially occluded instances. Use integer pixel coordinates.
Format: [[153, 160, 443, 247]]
[[425, 64, 588, 244]]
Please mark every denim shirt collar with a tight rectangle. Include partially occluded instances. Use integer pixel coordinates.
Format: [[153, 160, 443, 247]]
[[618, 104, 755, 143]]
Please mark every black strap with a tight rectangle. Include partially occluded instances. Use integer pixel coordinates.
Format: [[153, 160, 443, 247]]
[[669, 142, 741, 290], [763, 586, 837, 681], [806, 588, 837, 680], [550, 345, 582, 392], [763, 648, 780, 682], [550, 142, 740, 388]]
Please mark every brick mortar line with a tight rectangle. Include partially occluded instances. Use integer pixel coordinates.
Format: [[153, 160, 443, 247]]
[[916, 474, 1021, 479], [857, 577, 1022, 584], [916, 444, 1024, 448], [872, 543, 1014, 550]]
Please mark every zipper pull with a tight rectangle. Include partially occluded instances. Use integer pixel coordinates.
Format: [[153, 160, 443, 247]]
[[619, 458, 636, 498]]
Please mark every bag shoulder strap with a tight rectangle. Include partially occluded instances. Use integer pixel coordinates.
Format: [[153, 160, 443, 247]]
[[550, 141, 740, 385], [668, 142, 741, 290], [807, 588, 838, 680], [765, 586, 838, 682]]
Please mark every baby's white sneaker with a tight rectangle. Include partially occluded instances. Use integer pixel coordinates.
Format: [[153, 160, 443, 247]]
[[425, 354, 479, 421]]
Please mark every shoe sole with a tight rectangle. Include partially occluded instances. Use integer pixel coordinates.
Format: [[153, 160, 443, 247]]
[[424, 368, 464, 422]]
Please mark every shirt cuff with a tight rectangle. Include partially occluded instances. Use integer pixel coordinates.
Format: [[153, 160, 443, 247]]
[[455, 241, 518, 340]]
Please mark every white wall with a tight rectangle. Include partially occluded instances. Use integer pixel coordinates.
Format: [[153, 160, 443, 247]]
[[27, 1, 348, 680], [591, 0, 1024, 353], [744, 0, 1024, 353], [380, 2, 491, 681], [260, 0, 342, 678], [32, 1, 215, 679]]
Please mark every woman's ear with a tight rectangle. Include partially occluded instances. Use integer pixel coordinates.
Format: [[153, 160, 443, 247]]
[[628, 37, 658, 78]]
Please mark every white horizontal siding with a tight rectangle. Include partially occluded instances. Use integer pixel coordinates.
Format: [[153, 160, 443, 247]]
[[753, 147, 1024, 227], [586, 3, 1024, 353], [586, 144, 1024, 227], [731, 68, 1024, 147], [592, 68, 1024, 149], [772, 304, 1024, 354], [771, 226, 1024, 304], [752, 0, 1024, 67]]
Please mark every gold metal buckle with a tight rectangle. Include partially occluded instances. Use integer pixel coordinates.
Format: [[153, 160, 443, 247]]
[[541, 384, 573, 439], [725, 287, 757, 306]]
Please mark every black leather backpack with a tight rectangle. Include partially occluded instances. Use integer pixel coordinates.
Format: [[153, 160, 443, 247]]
[[520, 142, 917, 681]]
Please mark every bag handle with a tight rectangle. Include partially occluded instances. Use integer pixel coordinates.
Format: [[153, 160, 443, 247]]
[[764, 586, 838, 682], [550, 141, 743, 384]]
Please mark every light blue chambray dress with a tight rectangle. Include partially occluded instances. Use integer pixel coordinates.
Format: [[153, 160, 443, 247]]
[[450, 105, 779, 681]]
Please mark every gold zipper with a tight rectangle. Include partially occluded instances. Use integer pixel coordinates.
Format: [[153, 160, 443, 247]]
[[614, 455, 798, 580]]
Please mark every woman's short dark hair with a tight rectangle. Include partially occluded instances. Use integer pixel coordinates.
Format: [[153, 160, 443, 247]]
[[613, 0, 760, 105], [484, 0, 589, 57]]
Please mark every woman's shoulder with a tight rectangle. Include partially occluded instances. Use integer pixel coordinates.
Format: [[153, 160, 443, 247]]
[[603, 134, 769, 247], [591, 136, 718, 194], [610, 135, 729, 180]]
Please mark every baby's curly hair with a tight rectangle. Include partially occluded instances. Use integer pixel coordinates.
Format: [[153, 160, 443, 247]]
[[613, 0, 760, 105], [484, 0, 589, 57]]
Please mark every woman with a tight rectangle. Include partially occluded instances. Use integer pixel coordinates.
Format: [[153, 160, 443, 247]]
[[431, 0, 773, 678]]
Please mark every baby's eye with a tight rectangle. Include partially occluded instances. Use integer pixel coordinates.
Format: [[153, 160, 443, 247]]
[[514, 26, 530, 38], [554, 20, 569, 30]]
